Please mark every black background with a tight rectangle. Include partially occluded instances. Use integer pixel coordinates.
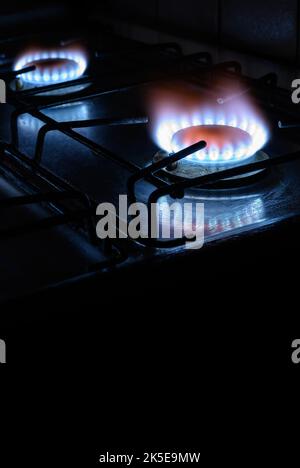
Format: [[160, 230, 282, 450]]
[[1, 258, 299, 465]]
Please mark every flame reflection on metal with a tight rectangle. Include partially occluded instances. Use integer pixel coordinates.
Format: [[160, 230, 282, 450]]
[[135, 194, 266, 247], [155, 195, 265, 244]]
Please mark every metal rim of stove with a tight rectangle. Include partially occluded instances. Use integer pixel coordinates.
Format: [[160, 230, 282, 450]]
[[9, 78, 91, 98], [154, 150, 270, 188]]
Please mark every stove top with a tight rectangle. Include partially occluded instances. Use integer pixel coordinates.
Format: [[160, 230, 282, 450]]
[[1, 26, 300, 305]]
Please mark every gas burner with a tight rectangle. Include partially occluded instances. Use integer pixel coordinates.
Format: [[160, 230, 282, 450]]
[[152, 118, 270, 184], [155, 116, 268, 159], [151, 87, 269, 185], [172, 125, 252, 162], [11, 47, 89, 96]]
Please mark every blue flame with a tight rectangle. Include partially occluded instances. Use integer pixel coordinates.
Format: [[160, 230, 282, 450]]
[[14, 49, 87, 85], [154, 106, 269, 164]]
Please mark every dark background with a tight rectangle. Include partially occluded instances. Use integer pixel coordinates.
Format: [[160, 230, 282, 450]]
[[2, 0, 300, 63], [99, 0, 300, 63]]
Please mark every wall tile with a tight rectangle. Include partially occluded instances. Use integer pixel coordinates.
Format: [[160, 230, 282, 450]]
[[102, 0, 158, 26], [220, 0, 298, 62], [100, 0, 299, 64], [158, 0, 219, 42]]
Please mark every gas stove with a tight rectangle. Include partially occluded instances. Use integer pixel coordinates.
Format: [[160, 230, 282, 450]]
[[1, 18, 300, 308]]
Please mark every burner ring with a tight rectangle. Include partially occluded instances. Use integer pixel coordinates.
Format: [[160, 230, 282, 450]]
[[172, 125, 252, 163], [155, 113, 269, 165], [13, 49, 87, 85]]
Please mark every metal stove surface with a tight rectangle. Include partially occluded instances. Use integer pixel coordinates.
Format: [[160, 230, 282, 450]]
[[6, 83, 300, 230], [0, 172, 110, 302]]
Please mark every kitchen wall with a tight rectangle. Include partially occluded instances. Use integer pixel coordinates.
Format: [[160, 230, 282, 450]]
[[99, 0, 300, 64], [0, 3, 76, 38]]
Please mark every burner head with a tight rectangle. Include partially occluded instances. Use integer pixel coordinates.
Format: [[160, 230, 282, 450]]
[[154, 119, 269, 184], [171, 125, 252, 163], [155, 115, 268, 165], [13, 48, 87, 85]]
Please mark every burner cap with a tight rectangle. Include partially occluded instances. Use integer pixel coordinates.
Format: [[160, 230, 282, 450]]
[[153, 149, 270, 187]]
